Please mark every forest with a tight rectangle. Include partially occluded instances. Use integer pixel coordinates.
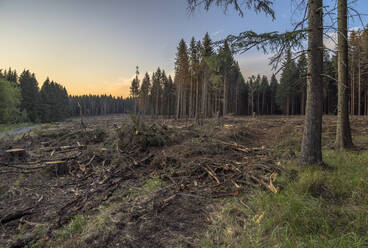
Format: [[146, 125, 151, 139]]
[[1, 28, 367, 125], [0, 68, 134, 124], [132, 28, 368, 118], [2, 0, 368, 247]]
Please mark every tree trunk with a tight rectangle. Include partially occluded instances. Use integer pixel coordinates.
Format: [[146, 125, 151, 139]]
[[195, 74, 198, 120], [262, 90, 266, 115], [351, 61, 355, 115], [358, 54, 361, 115], [336, 0, 353, 149], [223, 71, 228, 116], [364, 82, 368, 115], [270, 95, 273, 114], [202, 71, 207, 118], [299, 0, 324, 165], [190, 72, 193, 118], [176, 81, 181, 119], [301, 90, 305, 115]]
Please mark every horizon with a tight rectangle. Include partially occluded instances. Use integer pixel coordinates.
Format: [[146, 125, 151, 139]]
[[1, 0, 367, 97]]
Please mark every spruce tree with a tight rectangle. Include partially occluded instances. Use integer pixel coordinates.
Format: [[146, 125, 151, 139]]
[[140, 72, 151, 114], [130, 66, 140, 114], [19, 70, 40, 122], [269, 74, 278, 114], [219, 40, 233, 115], [175, 39, 190, 119], [336, 0, 353, 149]]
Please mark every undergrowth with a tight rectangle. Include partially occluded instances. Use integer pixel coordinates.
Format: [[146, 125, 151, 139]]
[[202, 150, 368, 248], [117, 115, 171, 150]]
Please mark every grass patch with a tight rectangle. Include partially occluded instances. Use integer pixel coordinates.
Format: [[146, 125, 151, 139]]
[[54, 215, 87, 242], [128, 177, 166, 199], [202, 150, 368, 247], [273, 136, 301, 160]]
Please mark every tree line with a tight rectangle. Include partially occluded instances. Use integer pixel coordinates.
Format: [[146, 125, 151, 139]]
[[131, 27, 368, 119], [0, 68, 134, 124], [131, 33, 247, 118], [0, 68, 70, 123], [130, 66, 176, 118], [69, 95, 134, 117]]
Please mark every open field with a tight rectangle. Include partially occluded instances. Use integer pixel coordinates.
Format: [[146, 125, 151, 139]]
[[1, 115, 368, 248]]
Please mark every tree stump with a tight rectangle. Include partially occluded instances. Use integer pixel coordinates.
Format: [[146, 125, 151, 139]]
[[5, 148, 27, 163], [46, 160, 68, 176]]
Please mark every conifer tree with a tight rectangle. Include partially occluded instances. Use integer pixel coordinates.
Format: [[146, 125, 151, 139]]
[[19, 70, 39, 122], [130, 66, 140, 114], [175, 39, 190, 119], [297, 53, 307, 115], [336, 0, 353, 149], [277, 51, 298, 115], [300, 0, 324, 166], [140, 72, 151, 114], [219, 40, 233, 115], [269, 74, 278, 114], [0, 78, 22, 123]]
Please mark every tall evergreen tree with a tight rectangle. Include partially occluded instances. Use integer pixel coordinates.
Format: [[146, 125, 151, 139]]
[[130, 66, 140, 114], [139, 72, 151, 114], [300, 0, 324, 166], [336, 0, 353, 149], [175, 39, 190, 119], [269, 74, 278, 114], [39, 79, 69, 122], [297, 53, 307, 115], [277, 51, 298, 115], [219, 40, 233, 115], [19, 70, 39, 122]]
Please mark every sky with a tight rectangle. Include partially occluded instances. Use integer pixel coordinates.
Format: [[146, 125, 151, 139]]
[[0, 0, 367, 97]]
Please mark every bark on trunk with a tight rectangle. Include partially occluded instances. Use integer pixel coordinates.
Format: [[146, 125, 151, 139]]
[[223, 71, 228, 116], [299, 0, 324, 165], [335, 0, 353, 149], [176, 81, 181, 119]]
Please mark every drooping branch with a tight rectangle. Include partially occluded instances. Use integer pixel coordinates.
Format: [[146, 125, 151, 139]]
[[221, 29, 308, 70], [187, 0, 275, 19]]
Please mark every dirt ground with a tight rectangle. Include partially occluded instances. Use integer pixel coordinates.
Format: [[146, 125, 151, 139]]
[[1, 115, 368, 248]]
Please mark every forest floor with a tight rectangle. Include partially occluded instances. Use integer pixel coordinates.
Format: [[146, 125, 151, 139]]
[[1, 115, 368, 248]]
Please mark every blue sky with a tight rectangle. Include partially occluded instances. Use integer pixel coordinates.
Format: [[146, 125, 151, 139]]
[[0, 0, 367, 96]]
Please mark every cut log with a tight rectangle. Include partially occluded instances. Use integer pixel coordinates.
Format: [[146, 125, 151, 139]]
[[39, 145, 85, 152]]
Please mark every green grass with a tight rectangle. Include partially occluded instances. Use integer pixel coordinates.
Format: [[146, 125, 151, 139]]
[[273, 136, 301, 160], [128, 176, 166, 199], [54, 215, 87, 242], [201, 150, 368, 248]]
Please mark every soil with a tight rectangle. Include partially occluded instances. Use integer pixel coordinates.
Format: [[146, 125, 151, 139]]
[[1, 115, 367, 248]]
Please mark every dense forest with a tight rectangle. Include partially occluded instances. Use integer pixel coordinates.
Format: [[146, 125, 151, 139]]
[[0, 69, 134, 124], [132, 28, 368, 118], [1, 28, 367, 124]]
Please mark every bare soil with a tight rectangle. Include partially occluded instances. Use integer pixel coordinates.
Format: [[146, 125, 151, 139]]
[[1, 115, 367, 248]]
